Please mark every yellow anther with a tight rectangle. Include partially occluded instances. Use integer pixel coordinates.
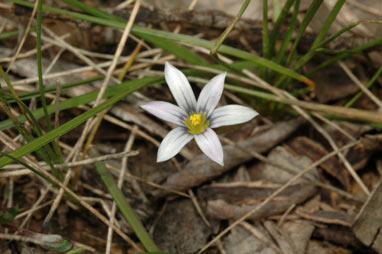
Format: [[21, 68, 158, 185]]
[[190, 114, 201, 125], [184, 112, 209, 134]]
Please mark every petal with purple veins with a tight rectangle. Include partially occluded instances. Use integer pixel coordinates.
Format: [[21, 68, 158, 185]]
[[157, 127, 193, 162], [209, 105, 258, 128], [164, 61, 197, 112], [194, 128, 224, 166], [140, 101, 187, 126], [197, 72, 226, 117]]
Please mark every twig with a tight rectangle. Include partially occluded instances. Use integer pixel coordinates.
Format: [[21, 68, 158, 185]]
[[69, 0, 142, 171], [338, 60, 382, 110], [220, 136, 360, 201], [197, 141, 358, 253], [241, 221, 281, 254], [1, 150, 139, 171], [19, 187, 51, 227], [5, 0, 38, 73]]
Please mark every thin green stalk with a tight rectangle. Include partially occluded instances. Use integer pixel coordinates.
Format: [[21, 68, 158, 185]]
[[60, 0, 124, 22], [209, 0, 251, 76], [344, 66, 382, 108], [286, 0, 323, 66], [272, 0, 282, 21], [293, 0, 346, 70], [36, 0, 65, 167], [307, 38, 382, 75], [276, 0, 343, 88], [269, 0, 295, 57], [36, 0, 51, 130], [15, 76, 103, 102], [8, 0, 313, 86], [318, 20, 382, 51], [90, 149, 159, 252], [211, 0, 250, 56], [262, 0, 270, 59], [275, 0, 300, 65], [0, 76, 163, 131], [0, 76, 162, 167], [0, 99, 59, 181], [259, 0, 270, 80], [0, 152, 57, 188], [0, 30, 19, 40], [8, 95, 63, 180]]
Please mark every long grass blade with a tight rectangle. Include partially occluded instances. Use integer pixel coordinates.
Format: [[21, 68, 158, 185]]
[[8, 0, 313, 86], [0, 76, 161, 167], [286, 0, 323, 66], [293, 0, 346, 70], [268, 0, 295, 57], [275, 0, 300, 65], [90, 149, 159, 252]]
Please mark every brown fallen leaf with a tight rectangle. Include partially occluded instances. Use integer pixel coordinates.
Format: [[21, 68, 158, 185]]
[[264, 220, 296, 254], [248, 145, 318, 184], [296, 208, 354, 227], [288, 136, 351, 190], [352, 177, 382, 253], [201, 183, 316, 220], [313, 226, 364, 250], [281, 220, 315, 254], [347, 134, 382, 171], [152, 198, 211, 253], [224, 224, 280, 254], [153, 118, 304, 197], [312, 64, 363, 103]]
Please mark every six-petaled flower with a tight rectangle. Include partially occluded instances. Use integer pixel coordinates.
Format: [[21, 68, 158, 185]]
[[140, 62, 259, 166]]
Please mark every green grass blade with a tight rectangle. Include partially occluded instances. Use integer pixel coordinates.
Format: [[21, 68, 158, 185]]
[[344, 66, 382, 108], [90, 149, 159, 252], [0, 152, 57, 187], [293, 0, 346, 70], [8, 0, 313, 86], [137, 33, 209, 66], [275, 0, 300, 65], [36, 0, 51, 130], [286, 0, 323, 66], [269, 0, 295, 57], [0, 30, 19, 40], [60, 0, 124, 22], [307, 38, 382, 75], [133, 27, 314, 86], [0, 76, 162, 130], [7, 94, 63, 179], [262, 0, 270, 59], [0, 76, 162, 167], [15, 76, 103, 102]]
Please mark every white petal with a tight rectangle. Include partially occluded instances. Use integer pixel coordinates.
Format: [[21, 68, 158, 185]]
[[157, 127, 193, 162], [140, 101, 187, 126], [165, 61, 196, 112], [210, 105, 259, 128], [194, 128, 224, 166], [197, 72, 226, 117]]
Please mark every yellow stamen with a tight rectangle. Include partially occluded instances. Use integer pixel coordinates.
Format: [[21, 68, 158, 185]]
[[184, 112, 209, 134], [190, 114, 201, 125]]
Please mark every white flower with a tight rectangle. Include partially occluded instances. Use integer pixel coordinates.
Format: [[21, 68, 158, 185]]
[[140, 62, 259, 166]]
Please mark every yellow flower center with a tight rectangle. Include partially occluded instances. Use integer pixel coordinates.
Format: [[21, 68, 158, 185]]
[[184, 112, 209, 134], [190, 114, 201, 125]]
